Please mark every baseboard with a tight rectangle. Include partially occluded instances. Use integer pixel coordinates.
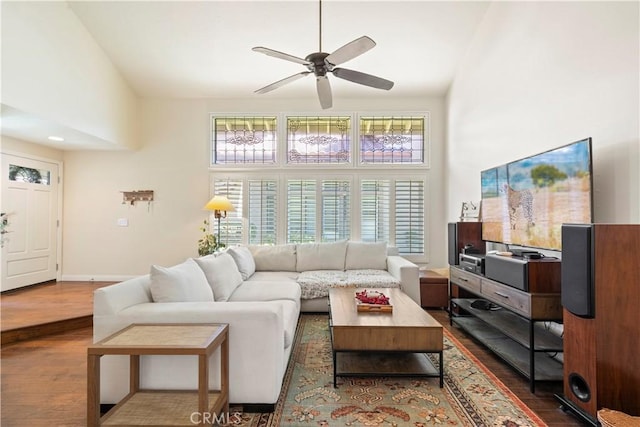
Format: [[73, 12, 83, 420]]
[[60, 274, 135, 282]]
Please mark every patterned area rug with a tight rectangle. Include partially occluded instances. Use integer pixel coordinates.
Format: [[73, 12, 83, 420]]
[[231, 314, 546, 426]]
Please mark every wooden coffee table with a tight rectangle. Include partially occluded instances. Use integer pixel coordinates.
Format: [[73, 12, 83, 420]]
[[329, 287, 443, 387]]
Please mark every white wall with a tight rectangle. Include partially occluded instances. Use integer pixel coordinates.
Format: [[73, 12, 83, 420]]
[[1, 136, 65, 162], [61, 96, 447, 279], [447, 1, 639, 225], [1, 1, 138, 149]]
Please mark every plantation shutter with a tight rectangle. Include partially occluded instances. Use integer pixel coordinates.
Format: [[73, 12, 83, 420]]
[[213, 180, 243, 247], [287, 180, 316, 243], [394, 180, 424, 254], [248, 179, 277, 244], [360, 180, 391, 243], [321, 180, 350, 242]]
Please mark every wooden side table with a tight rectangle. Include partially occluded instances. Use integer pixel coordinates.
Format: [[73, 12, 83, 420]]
[[419, 268, 449, 309], [87, 323, 229, 426]]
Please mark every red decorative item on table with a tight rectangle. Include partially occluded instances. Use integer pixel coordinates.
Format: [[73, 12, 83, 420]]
[[355, 290, 393, 312]]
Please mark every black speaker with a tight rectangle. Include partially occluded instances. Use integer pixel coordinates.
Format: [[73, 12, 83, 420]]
[[561, 224, 595, 318], [447, 222, 483, 266]]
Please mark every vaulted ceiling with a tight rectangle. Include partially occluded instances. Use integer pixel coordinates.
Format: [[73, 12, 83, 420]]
[[69, 1, 489, 99], [2, 1, 490, 149]]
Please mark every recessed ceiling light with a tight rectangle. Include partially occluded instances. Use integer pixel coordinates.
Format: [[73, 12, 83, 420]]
[[47, 136, 65, 141]]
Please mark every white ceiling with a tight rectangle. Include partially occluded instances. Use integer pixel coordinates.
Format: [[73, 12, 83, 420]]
[[2, 0, 490, 150]]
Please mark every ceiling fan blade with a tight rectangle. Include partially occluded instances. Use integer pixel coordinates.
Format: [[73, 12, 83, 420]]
[[325, 36, 376, 66], [316, 76, 332, 109], [255, 71, 312, 94], [252, 47, 311, 66], [332, 67, 394, 90]]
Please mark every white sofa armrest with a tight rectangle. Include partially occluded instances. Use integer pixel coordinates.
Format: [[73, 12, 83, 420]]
[[387, 255, 420, 305]]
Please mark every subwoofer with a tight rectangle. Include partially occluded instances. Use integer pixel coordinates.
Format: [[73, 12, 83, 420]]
[[447, 222, 483, 265], [558, 224, 640, 425]]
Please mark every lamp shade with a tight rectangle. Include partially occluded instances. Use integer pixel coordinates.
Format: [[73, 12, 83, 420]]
[[203, 195, 235, 212]]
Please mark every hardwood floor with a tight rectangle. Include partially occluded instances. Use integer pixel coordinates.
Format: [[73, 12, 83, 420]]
[[431, 310, 585, 427], [0, 281, 586, 426], [1, 280, 112, 345]]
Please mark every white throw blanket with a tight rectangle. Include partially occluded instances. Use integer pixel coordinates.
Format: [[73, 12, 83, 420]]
[[296, 269, 400, 299]]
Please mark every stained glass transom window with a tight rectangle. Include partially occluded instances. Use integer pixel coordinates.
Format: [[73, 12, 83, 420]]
[[287, 116, 351, 164], [360, 116, 425, 164], [212, 117, 277, 164]]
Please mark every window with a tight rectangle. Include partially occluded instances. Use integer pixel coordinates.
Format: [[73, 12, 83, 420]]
[[248, 179, 277, 245], [209, 112, 429, 260], [285, 179, 352, 243], [212, 180, 243, 247], [395, 180, 425, 254], [360, 178, 424, 254], [8, 164, 51, 185], [287, 180, 316, 243], [212, 116, 277, 164], [287, 116, 351, 164], [360, 116, 425, 164], [321, 180, 350, 242], [360, 180, 390, 242]]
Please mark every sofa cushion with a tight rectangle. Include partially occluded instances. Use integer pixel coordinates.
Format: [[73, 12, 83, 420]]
[[227, 246, 256, 280], [345, 241, 388, 270], [149, 259, 214, 302], [296, 240, 347, 272], [249, 244, 297, 272], [194, 253, 243, 302], [228, 281, 301, 307]]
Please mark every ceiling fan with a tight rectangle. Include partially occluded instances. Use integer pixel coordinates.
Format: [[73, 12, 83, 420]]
[[252, 0, 394, 109]]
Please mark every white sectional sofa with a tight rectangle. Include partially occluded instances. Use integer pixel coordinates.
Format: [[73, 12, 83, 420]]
[[241, 240, 420, 312], [93, 240, 419, 409]]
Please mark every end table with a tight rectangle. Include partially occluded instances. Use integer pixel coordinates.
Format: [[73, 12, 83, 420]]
[[419, 268, 449, 309], [87, 323, 229, 426]]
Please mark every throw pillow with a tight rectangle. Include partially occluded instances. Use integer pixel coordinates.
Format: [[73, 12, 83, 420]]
[[345, 241, 388, 270], [149, 258, 214, 302], [296, 240, 347, 272], [194, 253, 243, 301], [227, 246, 256, 280], [248, 244, 297, 271]]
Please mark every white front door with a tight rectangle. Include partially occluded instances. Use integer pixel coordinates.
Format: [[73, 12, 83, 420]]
[[1, 153, 60, 291]]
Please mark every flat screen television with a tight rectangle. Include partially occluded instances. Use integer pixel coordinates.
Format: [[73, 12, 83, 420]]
[[481, 138, 593, 251]]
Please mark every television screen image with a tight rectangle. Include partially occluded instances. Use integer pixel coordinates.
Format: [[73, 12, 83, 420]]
[[481, 165, 509, 245], [481, 138, 593, 251]]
